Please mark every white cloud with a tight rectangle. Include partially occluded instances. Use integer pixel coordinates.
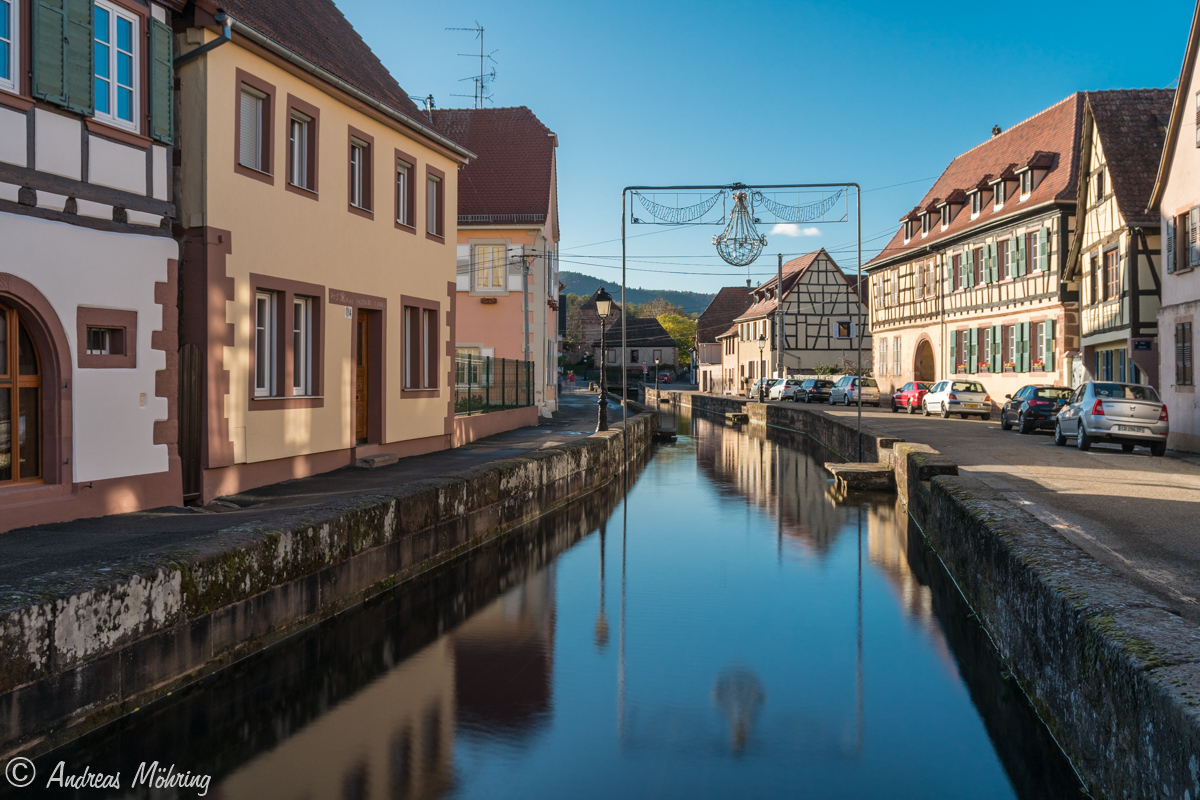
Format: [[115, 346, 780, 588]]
[[770, 224, 821, 238]]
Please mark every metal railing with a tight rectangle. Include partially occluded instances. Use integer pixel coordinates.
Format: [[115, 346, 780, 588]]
[[455, 355, 534, 416]]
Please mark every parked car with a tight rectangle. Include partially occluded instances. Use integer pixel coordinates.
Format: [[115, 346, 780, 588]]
[[657, 372, 672, 384], [891, 381, 932, 414], [769, 378, 804, 401], [922, 380, 992, 419], [797, 378, 835, 403], [829, 376, 881, 407], [748, 377, 777, 401], [1000, 385, 1072, 434], [1054, 381, 1168, 456]]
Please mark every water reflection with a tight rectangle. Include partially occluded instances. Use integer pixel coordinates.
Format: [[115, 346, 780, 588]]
[[23, 410, 1083, 800]]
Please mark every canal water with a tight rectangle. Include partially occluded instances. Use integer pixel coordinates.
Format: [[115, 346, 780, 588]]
[[17, 409, 1082, 799]]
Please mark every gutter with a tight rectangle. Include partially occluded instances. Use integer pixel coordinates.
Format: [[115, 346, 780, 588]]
[[224, 14, 472, 160]]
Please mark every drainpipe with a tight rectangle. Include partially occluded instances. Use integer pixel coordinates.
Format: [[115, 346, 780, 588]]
[[174, 13, 232, 69]]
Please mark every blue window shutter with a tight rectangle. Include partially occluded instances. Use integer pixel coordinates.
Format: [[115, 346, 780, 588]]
[[149, 18, 174, 144], [32, 0, 67, 105], [63, 0, 92, 115]]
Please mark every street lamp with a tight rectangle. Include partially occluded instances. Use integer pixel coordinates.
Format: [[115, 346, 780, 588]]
[[595, 287, 613, 432], [654, 356, 661, 400], [757, 334, 767, 402]]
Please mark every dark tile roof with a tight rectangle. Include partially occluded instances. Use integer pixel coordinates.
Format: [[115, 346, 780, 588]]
[[868, 93, 1085, 269], [430, 107, 556, 221], [216, 0, 425, 123], [1086, 89, 1175, 225], [696, 287, 754, 343], [592, 317, 678, 348]]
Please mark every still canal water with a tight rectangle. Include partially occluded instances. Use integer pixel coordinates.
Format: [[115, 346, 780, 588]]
[[21, 409, 1082, 799]]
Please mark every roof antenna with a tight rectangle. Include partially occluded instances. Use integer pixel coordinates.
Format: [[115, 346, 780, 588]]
[[409, 94, 435, 124], [447, 22, 498, 108]]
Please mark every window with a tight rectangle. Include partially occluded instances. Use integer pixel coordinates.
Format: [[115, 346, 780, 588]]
[[404, 305, 439, 390], [292, 297, 311, 395], [952, 254, 962, 290], [836, 321, 853, 339], [940, 206, 950, 228], [878, 338, 887, 375], [86, 327, 115, 355], [999, 239, 1011, 280], [893, 336, 902, 376], [994, 182, 1005, 208], [0, 305, 42, 484], [289, 113, 311, 190], [396, 158, 413, 227], [255, 292, 275, 397], [1094, 170, 1105, 204], [631, 349, 640, 363], [239, 88, 266, 171], [973, 247, 983, 286], [427, 174, 443, 237], [1177, 321, 1193, 386], [94, 2, 138, 130], [1020, 171, 1032, 196], [472, 244, 506, 291], [971, 192, 981, 216], [1104, 248, 1120, 301], [0, 0, 16, 93], [350, 139, 368, 209], [921, 213, 931, 235], [903, 220, 912, 242]]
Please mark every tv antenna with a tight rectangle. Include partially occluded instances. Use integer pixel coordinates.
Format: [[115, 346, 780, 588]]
[[408, 93, 435, 123], [446, 23, 497, 108]]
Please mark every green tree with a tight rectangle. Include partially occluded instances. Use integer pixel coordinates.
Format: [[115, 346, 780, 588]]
[[658, 313, 697, 366], [630, 297, 685, 319]]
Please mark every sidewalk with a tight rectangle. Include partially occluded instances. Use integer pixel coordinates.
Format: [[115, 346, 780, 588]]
[[0, 390, 622, 607]]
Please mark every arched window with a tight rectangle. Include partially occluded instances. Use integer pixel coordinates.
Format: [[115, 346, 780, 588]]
[[0, 303, 41, 484]]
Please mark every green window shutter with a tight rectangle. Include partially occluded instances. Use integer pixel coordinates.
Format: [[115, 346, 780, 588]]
[[1016, 233, 1027, 276], [1038, 227, 1050, 271], [1044, 320, 1055, 371], [991, 324, 1001, 372], [968, 328, 978, 373], [149, 18, 174, 143], [990, 243, 999, 282], [944, 255, 953, 293], [32, 0, 67, 105], [1008, 237, 1017, 277], [1019, 322, 1030, 372], [950, 331, 957, 370], [63, 0, 92, 115]]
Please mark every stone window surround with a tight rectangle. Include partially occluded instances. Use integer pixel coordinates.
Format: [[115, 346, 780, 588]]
[[248, 274, 325, 411], [76, 307, 136, 369]]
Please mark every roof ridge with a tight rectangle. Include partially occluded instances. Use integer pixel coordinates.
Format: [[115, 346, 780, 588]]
[[952, 92, 1081, 161]]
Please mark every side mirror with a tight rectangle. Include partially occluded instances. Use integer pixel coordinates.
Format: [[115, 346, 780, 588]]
[[1004, 394, 1011, 399]]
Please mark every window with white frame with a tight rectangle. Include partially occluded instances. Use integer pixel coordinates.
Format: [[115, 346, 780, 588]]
[[472, 244, 506, 290], [94, 1, 138, 130], [0, 0, 17, 94], [1020, 171, 1032, 197], [396, 160, 411, 225], [350, 139, 368, 209], [289, 113, 311, 189], [255, 292, 275, 396], [239, 88, 266, 171], [994, 182, 1005, 208], [292, 296, 311, 395], [971, 192, 981, 217], [427, 175, 442, 235], [893, 336, 902, 376], [879, 337, 887, 375], [86, 327, 113, 356]]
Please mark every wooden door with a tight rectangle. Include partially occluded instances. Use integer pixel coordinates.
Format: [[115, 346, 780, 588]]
[[355, 315, 368, 442]]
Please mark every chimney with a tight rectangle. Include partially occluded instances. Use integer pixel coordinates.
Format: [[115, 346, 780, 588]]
[[991, 125, 1003, 137], [746, 279, 751, 288]]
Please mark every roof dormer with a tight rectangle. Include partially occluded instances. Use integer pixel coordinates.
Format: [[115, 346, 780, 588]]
[[920, 199, 941, 237], [937, 189, 967, 229], [901, 209, 920, 244], [1016, 151, 1054, 200], [990, 165, 1019, 210], [967, 176, 993, 218]]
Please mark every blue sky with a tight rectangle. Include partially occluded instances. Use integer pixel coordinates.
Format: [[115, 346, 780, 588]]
[[344, 0, 1194, 299]]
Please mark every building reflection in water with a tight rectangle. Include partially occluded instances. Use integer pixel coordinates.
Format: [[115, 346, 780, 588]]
[[215, 568, 557, 800]]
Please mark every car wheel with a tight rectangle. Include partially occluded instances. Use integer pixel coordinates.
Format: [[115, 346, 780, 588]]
[[1151, 442, 1166, 457], [844, 395, 851, 406], [907, 400, 917, 415], [1018, 413, 1034, 435], [940, 403, 950, 419], [1054, 421, 1067, 446], [922, 401, 930, 417], [891, 401, 898, 413], [1077, 426, 1092, 451], [1001, 411, 1012, 431], [1121, 442, 1135, 453], [960, 413, 969, 419]]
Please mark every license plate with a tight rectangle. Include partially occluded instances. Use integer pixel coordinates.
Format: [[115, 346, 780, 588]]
[[963, 403, 980, 409], [1118, 425, 1144, 433]]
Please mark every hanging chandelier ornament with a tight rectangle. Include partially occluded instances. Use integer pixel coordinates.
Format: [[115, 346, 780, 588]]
[[713, 190, 767, 267]]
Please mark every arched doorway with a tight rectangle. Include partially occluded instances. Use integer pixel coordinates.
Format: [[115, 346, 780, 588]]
[[0, 302, 42, 484], [914, 339, 936, 383]]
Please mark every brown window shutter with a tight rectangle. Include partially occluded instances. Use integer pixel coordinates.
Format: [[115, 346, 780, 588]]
[[424, 309, 438, 388]]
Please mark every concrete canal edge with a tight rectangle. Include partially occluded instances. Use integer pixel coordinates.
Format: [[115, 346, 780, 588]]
[[653, 388, 1200, 799], [0, 411, 657, 758]]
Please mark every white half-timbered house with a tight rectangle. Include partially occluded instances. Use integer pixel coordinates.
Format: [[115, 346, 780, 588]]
[[1065, 90, 1173, 389], [865, 94, 1085, 404], [0, 0, 183, 531]]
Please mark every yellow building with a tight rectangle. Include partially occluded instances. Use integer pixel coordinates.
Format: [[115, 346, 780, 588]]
[[174, 0, 474, 501]]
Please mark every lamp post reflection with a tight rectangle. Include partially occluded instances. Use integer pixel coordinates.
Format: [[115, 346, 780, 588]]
[[595, 521, 609, 651]]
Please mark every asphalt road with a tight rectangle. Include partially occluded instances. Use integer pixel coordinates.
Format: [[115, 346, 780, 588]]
[[814, 401, 1200, 623]]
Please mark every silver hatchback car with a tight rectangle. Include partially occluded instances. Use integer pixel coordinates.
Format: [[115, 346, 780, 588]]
[[828, 376, 881, 407], [1055, 381, 1169, 456]]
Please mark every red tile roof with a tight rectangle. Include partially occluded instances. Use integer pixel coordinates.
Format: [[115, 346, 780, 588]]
[[216, 0, 426, 124], [867, 93, 1085, 269], [431, 107, 557, 222], [696, 287, 754, 343], [734, 250, 829, 322]]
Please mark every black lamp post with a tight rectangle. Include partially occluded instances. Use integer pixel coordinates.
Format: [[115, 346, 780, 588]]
[[595, 287, 613, 432], [757, 334, 767, 402], [654, 357, 661, 400]]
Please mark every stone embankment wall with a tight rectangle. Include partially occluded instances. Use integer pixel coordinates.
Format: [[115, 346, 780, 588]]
[[0, 413, 656, 757], [656, 389, 1200, 799]]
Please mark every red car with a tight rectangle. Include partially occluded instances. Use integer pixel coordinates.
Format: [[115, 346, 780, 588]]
[[891, 381, 932, 414]]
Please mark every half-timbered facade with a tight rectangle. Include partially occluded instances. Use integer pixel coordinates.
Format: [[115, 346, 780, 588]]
[[728, 249, 870, 391], [1148, 1, 1200, 452], [865, 94, 1084, 403], [1065, 90, 1172, 389], [0, 0, 185, 531]]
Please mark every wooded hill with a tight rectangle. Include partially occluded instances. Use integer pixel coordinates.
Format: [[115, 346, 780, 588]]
[[559, 271, 716, 316]]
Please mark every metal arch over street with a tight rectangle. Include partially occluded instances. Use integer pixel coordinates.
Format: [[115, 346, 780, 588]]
[[619, 182, 866, 461]]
